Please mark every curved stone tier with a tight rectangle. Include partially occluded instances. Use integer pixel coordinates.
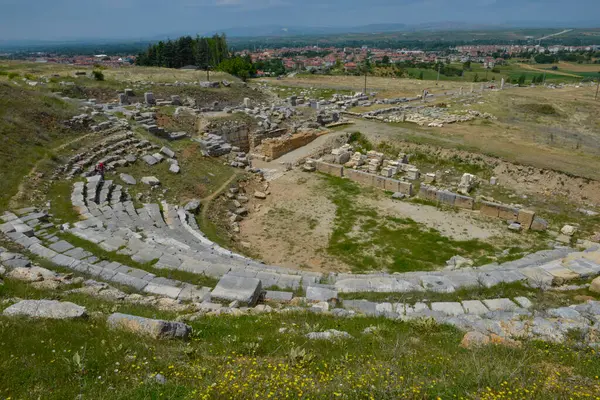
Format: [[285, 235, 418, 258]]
[[3, 177, 600, 298], [1, 210, 211, 301], [66, 178, 600, 293]]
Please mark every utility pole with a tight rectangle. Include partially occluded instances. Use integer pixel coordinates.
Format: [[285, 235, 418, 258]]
[[436, 63, 441, 84], [543, 71, 546, 85], [595, 78, 599, 100], [363, 57, 370, 95]]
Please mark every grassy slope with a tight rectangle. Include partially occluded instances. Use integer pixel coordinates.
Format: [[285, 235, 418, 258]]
[[1, 278, 600, 399], [0, 83, 78, 210]]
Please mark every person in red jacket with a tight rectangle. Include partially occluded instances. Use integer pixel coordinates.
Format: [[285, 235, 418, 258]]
[[96, 162, 105, 178]]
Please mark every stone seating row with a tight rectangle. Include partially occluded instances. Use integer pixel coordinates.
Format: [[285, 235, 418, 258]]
[[0, 212, 211, 301], [70, 180, 322, 289], [69, 179, 600, 294]]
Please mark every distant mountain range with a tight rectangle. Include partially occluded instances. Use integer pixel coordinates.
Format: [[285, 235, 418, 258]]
[[1, 21, 599, 50], [200, 22, 497, 38], [201, 21, 600, 38]]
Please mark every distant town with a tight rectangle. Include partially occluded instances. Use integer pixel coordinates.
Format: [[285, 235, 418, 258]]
[[4, 43, 600, 77]]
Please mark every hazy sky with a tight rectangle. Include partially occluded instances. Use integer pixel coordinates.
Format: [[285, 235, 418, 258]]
[[0, 0, 598, 40]]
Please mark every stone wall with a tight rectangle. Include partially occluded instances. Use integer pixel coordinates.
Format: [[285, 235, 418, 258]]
[[261, 130, 324, 160], [419, 185, 474, 210], [418, 187, 541, 229], [480, 201, 536, 229], [325, 166, 413, 195], [315, 161, 344, 177], [250, 128, 288, 148]]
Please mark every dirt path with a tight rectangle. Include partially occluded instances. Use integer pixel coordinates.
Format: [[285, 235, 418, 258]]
[[273, 130, 349, 165], [251, 130, 350, 181], [200, 171, 240, 220], [517, 63, 582, 78]]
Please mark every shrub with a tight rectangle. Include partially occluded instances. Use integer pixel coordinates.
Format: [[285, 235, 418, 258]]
[[92, 70, 104, 81], [7, 72, 20, 79], [522, 103, 558, 115]]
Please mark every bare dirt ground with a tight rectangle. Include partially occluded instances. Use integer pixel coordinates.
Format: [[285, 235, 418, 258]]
[[367, 195, 504, 241], [238, 171, 507, 272], [239, 171, 347, 272]]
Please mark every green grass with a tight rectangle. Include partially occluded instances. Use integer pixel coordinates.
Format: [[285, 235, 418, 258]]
[[521, 103, 559, 115], [347, 131, 373, 151], [0, 83, 79, 210], [1, 284, 600, 399], [322, 174, 497, 272], [109, 141, 235, 205], [47, 179, 83, 223]]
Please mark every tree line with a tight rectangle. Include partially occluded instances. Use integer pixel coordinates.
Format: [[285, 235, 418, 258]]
[[135, 34, 229, 69]]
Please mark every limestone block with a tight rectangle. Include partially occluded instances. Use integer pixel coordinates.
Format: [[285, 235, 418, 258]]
[[120, 173, 136, 185], [461, 300, 489, 315], [142, 155, 159, 166], [3, 300, 86, 319], [306, 286, 338, 302], [480, 201, 500, 218], [436, 190, 456, 206], [265, 291, 294, 302], [531, 217, 548, 232], [211, 275, 262, 306], [107, 313, 190, 339], [520, 266, 554, 287], [160, 146, 175, 158], [590, 277, 600, 294], [141, 176, 160, 186], [431, 302, 464, 316], [419, 184, 438, 201], [454, 194, 474, 210], [420, 276, 455, 293], [143, 283, 183, 299], [482, 298, 518, 311], [373, 176, 387, 190], [497, 205, 519, 221], [342, 299, 378, 315], [517, 209, 535, 230], [514, 297, 533, 308], [561, 225, 578, 236]]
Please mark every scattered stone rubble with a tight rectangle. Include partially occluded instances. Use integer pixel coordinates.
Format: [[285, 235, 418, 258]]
[[311, 146, 549, 232]]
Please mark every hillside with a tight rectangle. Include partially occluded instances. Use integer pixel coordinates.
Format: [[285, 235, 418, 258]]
[[1, 63, 600, 399], [0, 83, 79, 209]]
